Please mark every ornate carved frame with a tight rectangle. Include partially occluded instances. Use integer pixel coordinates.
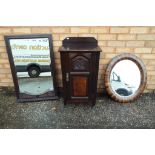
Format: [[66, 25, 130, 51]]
[[104, 53, 147, 103]]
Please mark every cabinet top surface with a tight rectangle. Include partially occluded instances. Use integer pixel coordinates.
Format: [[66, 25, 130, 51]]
[[59, 46, 102, 52]]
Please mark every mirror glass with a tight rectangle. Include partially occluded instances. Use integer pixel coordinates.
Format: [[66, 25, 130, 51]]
[[110, 60, 141, 97], [9, 38, 54, 96]]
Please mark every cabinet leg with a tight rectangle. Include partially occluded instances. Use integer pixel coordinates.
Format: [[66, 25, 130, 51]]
[[64, 99, 67, 105], [91, 100, 96, 107]]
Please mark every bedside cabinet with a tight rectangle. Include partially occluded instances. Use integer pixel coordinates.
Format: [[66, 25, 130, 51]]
[[59, 37, 101, 106]]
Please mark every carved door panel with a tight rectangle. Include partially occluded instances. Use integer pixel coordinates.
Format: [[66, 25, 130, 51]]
[[68, 53, 91, 99], [69, 53, 91, 71]]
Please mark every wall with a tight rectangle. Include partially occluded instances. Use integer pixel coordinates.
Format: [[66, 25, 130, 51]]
[[0, 26, 155, 93]]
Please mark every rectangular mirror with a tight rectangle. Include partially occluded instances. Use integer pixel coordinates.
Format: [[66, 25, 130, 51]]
[[4, 34, 58, 102]]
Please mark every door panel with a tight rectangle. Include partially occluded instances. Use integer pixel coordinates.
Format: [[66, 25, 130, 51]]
[[72, 76, 88, 97], [67, 53, 92, 100], [69, 54, 90, 72]]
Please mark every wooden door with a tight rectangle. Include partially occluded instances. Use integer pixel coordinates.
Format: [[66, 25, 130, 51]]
[[68, 53, 91, 99]]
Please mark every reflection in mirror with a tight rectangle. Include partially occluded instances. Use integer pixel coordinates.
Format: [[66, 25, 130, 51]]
[[110, 60, 141, 97], [10, 38, 53, 96]]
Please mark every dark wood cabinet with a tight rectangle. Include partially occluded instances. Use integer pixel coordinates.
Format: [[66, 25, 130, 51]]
[[59, 37, 101, 106]]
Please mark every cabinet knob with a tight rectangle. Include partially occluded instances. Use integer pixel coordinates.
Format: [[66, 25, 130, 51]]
[[66, 73, 69, 82]]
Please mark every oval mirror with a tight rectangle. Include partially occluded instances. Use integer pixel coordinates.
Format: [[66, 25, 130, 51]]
[[105, 53, 147, 103]]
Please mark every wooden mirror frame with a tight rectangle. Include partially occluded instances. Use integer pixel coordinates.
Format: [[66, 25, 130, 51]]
[[4, 34, 58, 102], [104, 53, 147, 103]]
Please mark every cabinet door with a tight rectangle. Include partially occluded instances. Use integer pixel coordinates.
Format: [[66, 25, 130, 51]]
[[68, 53, 91, 99]]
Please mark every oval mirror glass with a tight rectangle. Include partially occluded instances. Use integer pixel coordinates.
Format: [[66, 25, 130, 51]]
[[110, 60, 141, 97]]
